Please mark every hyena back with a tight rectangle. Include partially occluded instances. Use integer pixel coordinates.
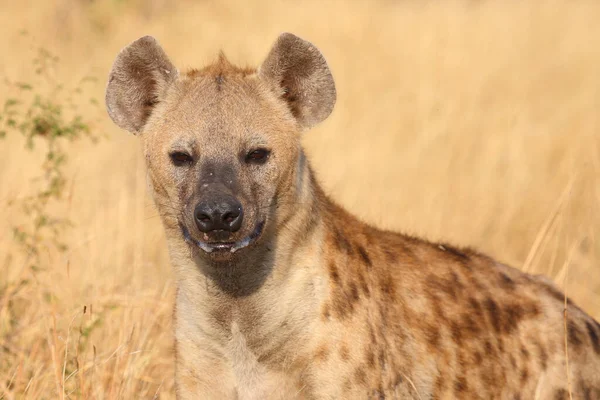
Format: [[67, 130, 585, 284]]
[[105, 34, 600, 399]]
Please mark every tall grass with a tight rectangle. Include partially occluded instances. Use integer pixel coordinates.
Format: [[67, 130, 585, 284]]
[[1, 0, 599, 397]]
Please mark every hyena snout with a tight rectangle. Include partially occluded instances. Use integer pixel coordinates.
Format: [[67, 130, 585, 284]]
[[194, 194, 243, 234]]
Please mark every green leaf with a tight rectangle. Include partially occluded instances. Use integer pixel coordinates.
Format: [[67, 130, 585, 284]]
[[16, 82, 33, 91], [4, 98, 19, 108]]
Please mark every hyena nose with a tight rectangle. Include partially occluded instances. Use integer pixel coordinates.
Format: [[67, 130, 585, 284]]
[[194, 198, 244, 233]]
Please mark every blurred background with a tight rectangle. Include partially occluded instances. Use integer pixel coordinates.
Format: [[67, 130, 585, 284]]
[[1, 0, 599, 398]]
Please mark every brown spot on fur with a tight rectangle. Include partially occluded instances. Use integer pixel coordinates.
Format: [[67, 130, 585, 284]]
[[256, 333, 294, 365], [534, 341, 549, 370], [383, 247, 398, 264], [454, 376, 468, 394], [378, 349, 386, 370], [480, 366, 497, 392], [393, 372, 403, 387], [484, 339, 493, 354], [339, 343, 350, 361], [332, 295, 350, 319], [358, 271, 370, 298], [322, 303, 331, 320], [434, 375, 445, 396], [342, 378, 352, 392], [365, 347, 376, 368], [427, 274, 459, 300], [332, 226, 354, 255], [568, 320, 583, 348], [468, 297, 484, 320], [349, 281, 360, 302], [356, 245, 372, 267], [460, 312, 483, 338], [474, 350, 483, 364], [379, 274, 396, 299], [450, 320, 464, 345], [368, 325, 377, 345], [503, 302, 541, 333], [328, 260, 340, 285], [498, 337, 505, 352], [354, 367, 367, 384], [499, 271, 517, 290], [315, 344, 329, 362], [429, 293, 449, 324], [485, 297, 502, 332], [585, 320, 600, 355], [425, 322, 441, 348], [451, 270, 465, 289], [330, 271, 364, 320], [520, 367, 529, 385], [484, 298, 540, 335]]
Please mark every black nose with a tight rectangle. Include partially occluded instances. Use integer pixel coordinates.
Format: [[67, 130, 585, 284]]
[[194, 197, 243, 233]]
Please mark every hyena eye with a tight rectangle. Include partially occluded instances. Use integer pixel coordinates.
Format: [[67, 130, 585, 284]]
[[169, 151, 194, 166], [245, 148, 271, 165]]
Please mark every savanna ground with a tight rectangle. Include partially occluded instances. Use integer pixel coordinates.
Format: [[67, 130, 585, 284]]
[[1, 0, 599, 398]]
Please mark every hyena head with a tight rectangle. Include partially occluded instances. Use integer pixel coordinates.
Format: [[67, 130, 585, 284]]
[[105, 34, 336, 266]]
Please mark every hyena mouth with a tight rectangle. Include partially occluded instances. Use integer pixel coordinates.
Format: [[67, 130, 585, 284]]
[[180, 221, 265, 254]]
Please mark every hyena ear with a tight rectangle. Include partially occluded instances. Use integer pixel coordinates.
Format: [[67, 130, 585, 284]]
[[105, 36, 178, 134], [259, 33, 336, 129]]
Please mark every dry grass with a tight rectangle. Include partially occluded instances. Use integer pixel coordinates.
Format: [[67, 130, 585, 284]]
[[1, 0, 599, 398]]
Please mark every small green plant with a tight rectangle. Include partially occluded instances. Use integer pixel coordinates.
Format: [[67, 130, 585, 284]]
[[0, 45, 99, 269], [0, 42, 103, 397]]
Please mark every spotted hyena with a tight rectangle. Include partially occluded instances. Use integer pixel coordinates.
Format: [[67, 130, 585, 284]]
[[105, 34, 600, 399]]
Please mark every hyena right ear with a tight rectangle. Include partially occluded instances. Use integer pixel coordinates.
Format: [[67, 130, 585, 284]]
[[105, 36, 178, 134], [259, 33, 336, 130]]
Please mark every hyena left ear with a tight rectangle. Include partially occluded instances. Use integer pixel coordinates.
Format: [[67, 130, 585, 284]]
[[259, 33, 336, 130], [105, 36, 178, 134]]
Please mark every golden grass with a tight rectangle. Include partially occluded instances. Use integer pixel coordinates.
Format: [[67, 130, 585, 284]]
[[1, 0, 599, 397]]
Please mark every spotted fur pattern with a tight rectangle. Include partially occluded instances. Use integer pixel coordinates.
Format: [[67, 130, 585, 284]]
[[105, 34, 600, 399]]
